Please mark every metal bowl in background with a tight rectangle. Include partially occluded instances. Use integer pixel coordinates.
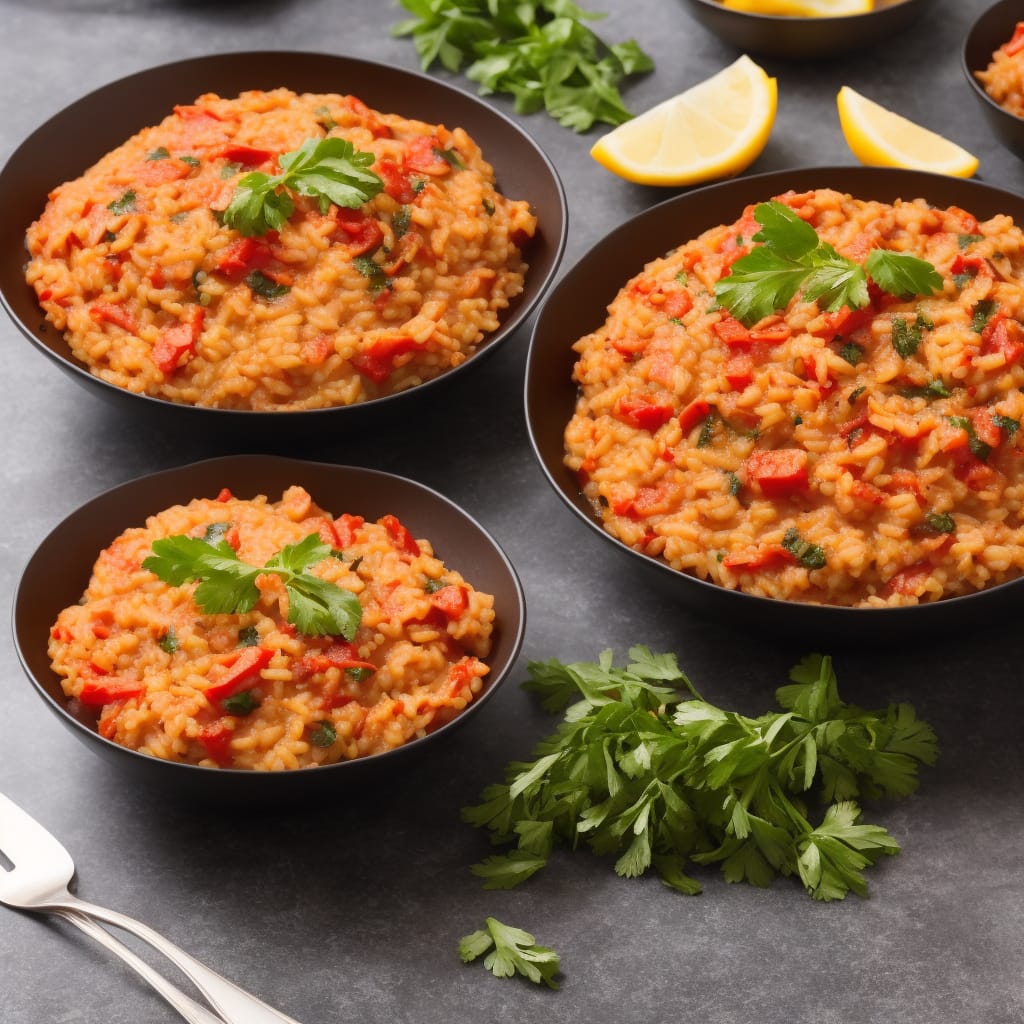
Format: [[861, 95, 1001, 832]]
[[962, 0, 1024, 161], [525, 165, 1024, 646], [679, 0, 934, 60], [13, 455, 526, 802], [0, 51, 567, 438]]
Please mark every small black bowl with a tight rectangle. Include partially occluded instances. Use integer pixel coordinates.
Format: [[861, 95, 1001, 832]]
[[13, 455, 526, 801], [525, 165, 1024, 645], [0, 51, 566, 436], [680, 0, 934, 59], [963, 0, 1024, 160]]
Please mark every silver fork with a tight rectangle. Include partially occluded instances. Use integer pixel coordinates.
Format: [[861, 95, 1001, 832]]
[[0, 792, 303, 1024]]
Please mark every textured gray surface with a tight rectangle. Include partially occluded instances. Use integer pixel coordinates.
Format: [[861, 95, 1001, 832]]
[[1, 0, 1023, 1021]]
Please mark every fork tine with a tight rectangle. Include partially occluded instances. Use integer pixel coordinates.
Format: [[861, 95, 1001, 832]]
[[0, 792, 75, 903]]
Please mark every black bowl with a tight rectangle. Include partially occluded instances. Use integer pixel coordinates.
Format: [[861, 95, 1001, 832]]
[[525, 165, 1024, 645], [0, 51, 567, 436], [13, 455, 526, 801], [680, 0, 934, 59], [963, 0, 1024, 160]]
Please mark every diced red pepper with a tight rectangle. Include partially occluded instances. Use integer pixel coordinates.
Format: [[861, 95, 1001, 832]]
[[351, 335, 419, 383], [851, 479, 887, 505], [811, 304, 874, 339], [713, 316, 752, 347], [679, 398, 712, 434], [216, 144, 273, 166], [883, 561, 931, 598], [333, 514, 364, 548], [78, 676, 145, 706], [748, 322, 792, 344], [377, 158, 417, 204], [381, 514, 420, 557], [722, 546, 797, 571], [945, 206, 981, 235], [446, 657, 480, 699], [406, 135, 451, 175], [981, 314, 1024, 366], [213, 237, 273, 280], [152, 306, 205, 375], [725, 352, 754, 391], [616, 394, 674, 432], [202, 646, 273, 706], [317, 518, 341, 548], [89, 302, 137, 333], [950, 253, 993, 279], [661, 290, 693, 319], [215, 487, 232, 502], [196, 720, 234, 766], [746, 448, 810, 498], [968, 406, 1003, 448], [332, 208, 383, 255], [430, 585, 468, 620], [1001, 22, 1024, 56], [295, 641, 377, 679], [137, 158, 192, 187]]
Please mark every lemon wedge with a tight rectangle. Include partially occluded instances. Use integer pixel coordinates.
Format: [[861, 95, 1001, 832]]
[[590, 55, 777, 187], [722, 0, 872, 14], [836, 86, 979, 178]]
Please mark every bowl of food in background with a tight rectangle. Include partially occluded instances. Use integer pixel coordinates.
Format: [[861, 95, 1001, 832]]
[[963, 0, 1024, 160], [526, 166, 1024, 644], [13, 454, 526, 802], [679, 0, 935, 59], [0, 52, 566, 436]]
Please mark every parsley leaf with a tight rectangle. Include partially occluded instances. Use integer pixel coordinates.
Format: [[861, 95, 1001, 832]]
[[458, 917, 561, 988], [107, 190, 137, 215], [394, 0, 653, 132], [223, 137, 383, 237], [716, 201, 941, 327], [464, 648, 936, 902], [142, 533, 361, 638]]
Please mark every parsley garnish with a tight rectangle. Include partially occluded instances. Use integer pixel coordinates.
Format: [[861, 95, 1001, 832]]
[[142, 533, 362, 638], [901, 379, 950, 400], [309, 720, 338, 747], [781, 527, 827, 570], [237, 625, 259, 647], [849, 386, 866, 404], [838, 342, 863, 365], [180, 155, 200, 167], [424, 578, 449, 593], [346, 666, 375, 682], [971, 299, 999, 334], [223, 137, 383, 237], [392, 206, 411, 239], [947, 416, 991, 461], [958, 233, 984, 249], [463, 648, 936, 901], [245, 270, 290, 300], [918, 510, 956, 534], [315, 105, 338, 131], [223, 690, 260, 715], [482, 198, 495, 216], [433, 146, 465, 170], [715, 201, 942, 327], [203, 521, 231, 544], [158, 628, 178, 654], [459, 918, 561, 988], [107, 190, 137, 215], [696, 414, 715, 448], [393, 0, 653, 132], [891, 315, 928, 359], [725, 470, 741, 496], [220, 161, 243, 180], [146, 147, 170, 161], [993, 413, 1020, 437], [352, 255, 389, 294]]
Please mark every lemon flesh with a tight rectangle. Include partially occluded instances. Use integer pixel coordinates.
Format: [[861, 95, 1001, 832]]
[[722, 0, 872, 15], [836, 85, 979, 178], [590, 55, 777, 186]]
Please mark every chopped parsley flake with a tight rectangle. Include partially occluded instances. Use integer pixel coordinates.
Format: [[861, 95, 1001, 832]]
[[146, 147, 170, 161], [309, 720, 338, 747], [107, 190, 137, 215], [237, 625, 260, 647], [782, 527, 826, 570], [246, 270, 290, 299], [971, 299, 999, 334], [839, 342, 864, 365], [223, 690, 260, 715], [158, 628, 178, 654], [203, 521, 231, 544]]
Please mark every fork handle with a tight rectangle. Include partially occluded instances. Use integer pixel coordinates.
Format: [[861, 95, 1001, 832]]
[[59, 910, 225, 1024], [58, 895, 303, 1024]]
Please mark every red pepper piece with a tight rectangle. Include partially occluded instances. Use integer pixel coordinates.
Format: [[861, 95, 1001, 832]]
[[430, 585, 468, 620], [661, 290, 693, 319], [152, 306, 205, 375], [446, 657, 480, 699], [748, 322, 792, 344], [405, 135, 451, 175], [968, 406, 1004, 448], [679, 398, 711, 434], [381, 514, 420, 557], [722, 546, 796, 571], [213, 237, 273, 280], [78, 676, 145, 706], [811, 304, 875, 339], [216, 144, 273, 166], [137, 159, 192, 187], [746, 449, 810, 498], [725, 352, 754, 391], [203, 646, 273, 706], [89, 302, 137, 333], [616, 394, 674, 432], [196, 720, 234, 766], [377, 158, 417, 203], [883, 561, 932, 598], [351, 335, 419, 383], [333, 208, 383, 255], [981, 313, 1024, 366], [1002, 22, 1024, 56], [333, 514, 364, 548], [713, 316, 752, 347], [215, 487, 232, 502], [950, 253, 993, 279]]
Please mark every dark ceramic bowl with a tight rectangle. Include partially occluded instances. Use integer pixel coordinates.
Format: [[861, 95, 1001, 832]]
[[680, 0, 933, 59], [0, 52, 566, 436], [963, 0, 1024, 160], [525, 166, 1024, 645], [13, 455, 526, 801]]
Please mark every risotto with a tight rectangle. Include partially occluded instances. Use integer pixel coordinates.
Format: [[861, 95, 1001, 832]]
[[975, 22, 1024, 117], [564, 188, 1024, 607], [24, 89, 536, 409], [48, 486, 495, 769]]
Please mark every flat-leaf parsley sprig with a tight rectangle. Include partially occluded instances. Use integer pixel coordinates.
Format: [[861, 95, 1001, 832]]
[[459, 917, 561, 988], [462, 648, 937, 901], [223, 137, 384, 237], [142, 532, 362, 638], [715, 200, 944, 326]]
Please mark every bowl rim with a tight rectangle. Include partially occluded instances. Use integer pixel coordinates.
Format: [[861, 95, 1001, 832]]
[[681, 0, 929, 27], [960, 0, 1024, 126], [12, 453, 527, 779], [524, 164, 1024, 624], [0, 49, 568, 422]]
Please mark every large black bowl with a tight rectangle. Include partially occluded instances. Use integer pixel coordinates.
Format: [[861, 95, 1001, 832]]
[[0, 52, 566, 435], [13, 455, 526, 801], [680, 0, 934, 59], [525, 166, 1024, 645], [963, 0, 1024, 161]]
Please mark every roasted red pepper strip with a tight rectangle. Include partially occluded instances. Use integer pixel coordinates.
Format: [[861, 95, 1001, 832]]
[[381, 514, 420, 556], [90, 302, 137, 333], [78, 676, 145, 706], [722, 546, 796, 571], [152, 306, 205, 375], [196, 720, 234, 765], [1002, 21, 1024, 56], [213, 237, 273, 280], [333, 514, 364, 548], [679, 398, 711, 434], [981, 313, 1024, 366], [616, 395, 674, 432], [333, 208, 383, 255], [203, 646, 273, 706], [377, 158, 417, 203], [351, 336, 419, 383], [746, 448, 810, 498], [406, 135, 451, 175], [430, 585, 468, 620], [216, 144, 273, 166], [713, 316, 752, 347]]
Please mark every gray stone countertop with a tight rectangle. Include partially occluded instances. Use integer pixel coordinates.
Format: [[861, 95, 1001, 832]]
[[1, 1, 1023, 1021]]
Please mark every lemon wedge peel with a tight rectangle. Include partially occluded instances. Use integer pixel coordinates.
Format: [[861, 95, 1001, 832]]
[[722, 0, 872, 16], [836, 86, 979, 179], [590, 55, 777, 187]]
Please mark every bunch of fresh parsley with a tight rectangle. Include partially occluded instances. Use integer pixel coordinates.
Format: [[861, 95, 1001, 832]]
[[715, 200, 944, 326], [142, 533, 362, 638], [393, 0, 653, 131], [463, 648, 937, 901], [459, 917, 561, 988], [223, 137, 383, 237]]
